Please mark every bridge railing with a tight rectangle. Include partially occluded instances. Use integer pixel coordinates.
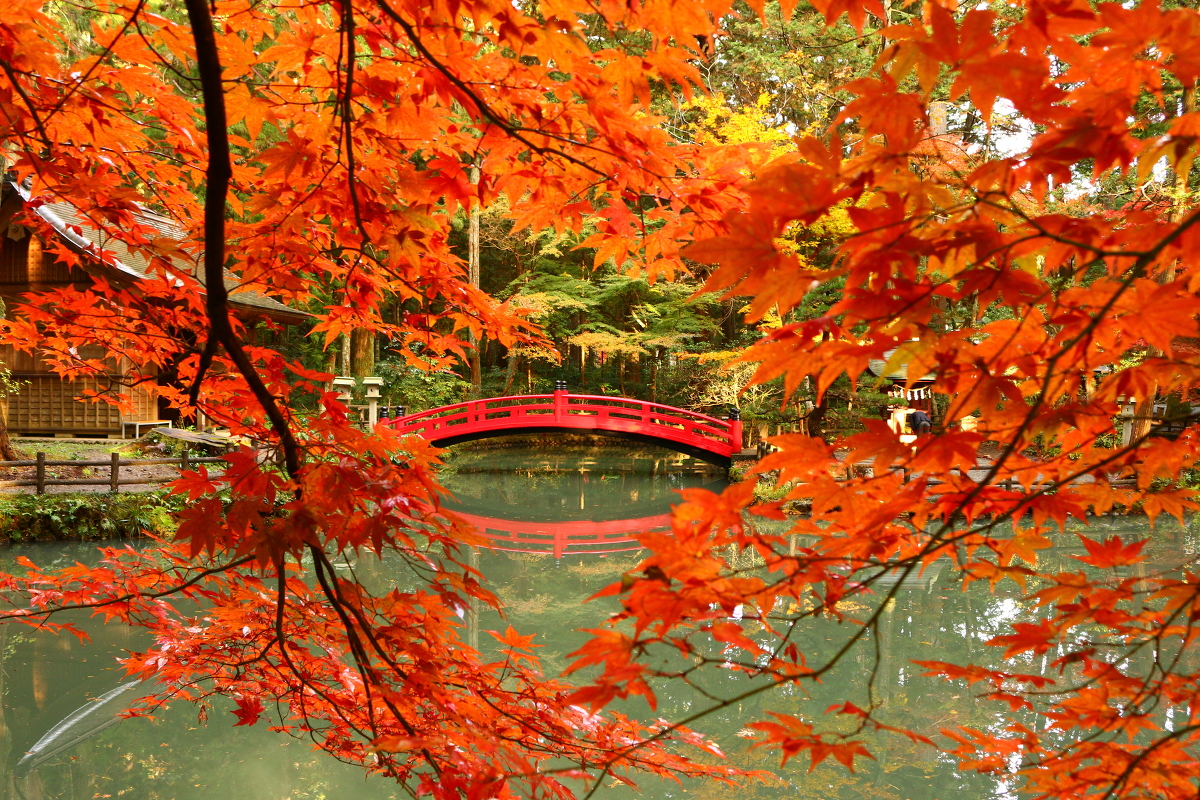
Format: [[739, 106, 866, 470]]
[[384, 390, 742, 454], [453, 511, 670, 558]]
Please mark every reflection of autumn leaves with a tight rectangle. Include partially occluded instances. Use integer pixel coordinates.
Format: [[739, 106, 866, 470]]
[[500, 593, 555, 616]]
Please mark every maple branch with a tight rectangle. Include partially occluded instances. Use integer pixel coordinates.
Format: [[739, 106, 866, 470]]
[[847, 198, 1200, 568], [308, 545, 444, 782], [182, 0, 301, 478], [947, 208, 1190, 504], [338, 0, 368, 245], [331, 0, 414, 329], [41, 0, 148, 125], [370, 0, 607, 177], [0, 60, 54, 152], [185, 566, 294, 676], [188, 335, 219, 408], [568, 556, 923, 799], [0, 553, 257, 619], [165, 12, 441, 773], [130, 14, 199, 87], [751, 236, 1200, 771], [1015, 578, 1195, 698], [572, 361, 1198, 786], [1097, 723, 1200, 800], [990, 196, 1199, 268], [256, 566, 391, 765]]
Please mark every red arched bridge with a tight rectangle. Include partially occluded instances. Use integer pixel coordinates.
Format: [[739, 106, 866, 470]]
[[383, 385, 743, 466]]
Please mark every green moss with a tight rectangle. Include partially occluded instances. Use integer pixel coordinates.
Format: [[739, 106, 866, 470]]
[[0, 491, 183, 543]]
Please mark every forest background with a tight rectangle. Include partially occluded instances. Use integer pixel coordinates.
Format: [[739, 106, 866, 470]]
[[258, 2, 897, 437]]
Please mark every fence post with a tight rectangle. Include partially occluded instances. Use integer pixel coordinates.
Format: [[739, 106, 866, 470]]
[[35, 452, 45, 495], [181, 449, 190, 472], [110, 452, 120, 494]]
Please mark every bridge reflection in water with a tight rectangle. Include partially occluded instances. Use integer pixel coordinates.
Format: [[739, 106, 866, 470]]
[[440, 449, 727, 558]]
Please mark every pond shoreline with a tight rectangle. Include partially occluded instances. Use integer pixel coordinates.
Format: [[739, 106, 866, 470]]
[[0, 437, 1167, 544], [0, 491, 180, 544]]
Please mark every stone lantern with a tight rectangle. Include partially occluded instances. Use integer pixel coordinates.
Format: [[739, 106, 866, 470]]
[[362, 376, 384, 427], [331, 376, 355, 406]]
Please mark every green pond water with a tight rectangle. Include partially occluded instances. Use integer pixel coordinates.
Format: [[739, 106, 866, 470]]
[[0, 447, 1196, 800]]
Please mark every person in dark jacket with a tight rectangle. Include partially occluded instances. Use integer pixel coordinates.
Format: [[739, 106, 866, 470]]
[[907, 408, 933, 435]]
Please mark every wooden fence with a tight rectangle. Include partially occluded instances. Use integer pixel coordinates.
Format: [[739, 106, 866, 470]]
[[0, 452, 225, 494]]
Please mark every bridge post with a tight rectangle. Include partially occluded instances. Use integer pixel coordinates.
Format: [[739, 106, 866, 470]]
[[729, 406, 743, 451], [554, 380, 568, 423]]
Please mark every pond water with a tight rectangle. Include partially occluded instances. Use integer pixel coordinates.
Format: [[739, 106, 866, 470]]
[[1, 447, 1196, 800]]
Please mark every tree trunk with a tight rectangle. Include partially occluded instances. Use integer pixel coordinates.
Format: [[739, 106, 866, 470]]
[[0, 293, 19, 460], [0, 399, 16, 461], [808, 339, 830, 439], [722, 298, 738, 342], [650, 354, 658, 403], [350, 327, 374, 378], [808, 397, 827, 440], [502, 349, 518, 394], [468, 162, 483, 398], [1130, 387, 1159, 444]]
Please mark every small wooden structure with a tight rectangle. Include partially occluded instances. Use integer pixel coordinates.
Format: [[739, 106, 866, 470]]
[[0, 180, 308, 437], [868, 350, 936, 415]]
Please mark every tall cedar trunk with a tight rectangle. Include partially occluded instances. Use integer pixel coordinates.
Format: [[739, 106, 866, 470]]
[[809, 336, 830, 439], [723, 299, 738, 342], [340, 333, 351, 375], [650, 355, 658, 403], [350, 327, 375, 378], [468, 162, 482, 397], [324, 350, 339, 391], [0, 294, 17, 460], [502, 349, 518, 394]]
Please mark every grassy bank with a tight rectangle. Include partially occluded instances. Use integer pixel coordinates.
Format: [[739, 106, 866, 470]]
[[0, 491, 182, 543]]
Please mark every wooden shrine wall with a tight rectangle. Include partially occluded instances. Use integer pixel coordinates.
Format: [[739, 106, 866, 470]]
[[1, 230, 157, 436]]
